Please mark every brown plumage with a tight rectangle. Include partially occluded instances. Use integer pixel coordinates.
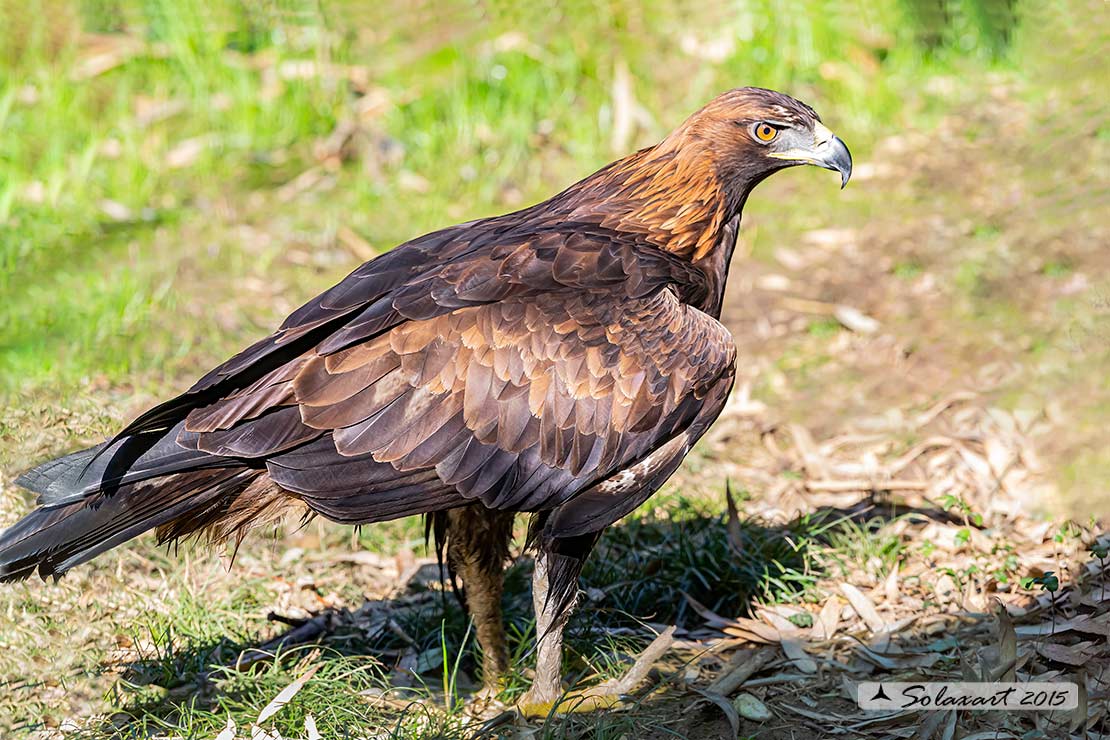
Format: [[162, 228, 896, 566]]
[[0, 87, 850, 707]]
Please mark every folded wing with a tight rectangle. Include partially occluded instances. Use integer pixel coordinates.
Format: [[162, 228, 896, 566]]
[[179, 286, 735, 530]]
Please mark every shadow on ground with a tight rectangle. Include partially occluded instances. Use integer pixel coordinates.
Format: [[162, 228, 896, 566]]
[[73, 496, 976, 739]]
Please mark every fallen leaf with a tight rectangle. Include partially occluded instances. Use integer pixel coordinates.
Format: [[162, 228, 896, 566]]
[[940, 710, 957, 740], [250, 726, 281, 740], [215, 717, 236, 740], [854, 643, 941, 670], [398, 170, 430, 193], [803, 227, 855, 248], [996, 600, 1017, 681], [304, 715, 321, 740], [412, 646, 443, 674], [790, 424, 829, 477], [840, 583, 886, 631], [780, 636, 818, 674], [99, 199, 133, 221], [166, 135, 215, 169], [1037, 641, 1099, 667], [755, 605, 802, 636], [691, 689, 739, 737], [683, 591, 743, 631], [911, 711, 949, 740], [256, 664, 320, 724], [721, 618, 782, 644], [705, 648, 774, 696], [884, 562, 901, 606], [1069, 669, 1088, 733], [1015, 614, 1107, 638], [811, 595, 841, 641], [1070, 613, 1110, 637], [725, 482, 744, 557], [834, 304, 881, 334], [780, 703, 846, 723]]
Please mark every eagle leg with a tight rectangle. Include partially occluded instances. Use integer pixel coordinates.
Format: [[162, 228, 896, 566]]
[[522, 551, 564, 708], [444, 505, 515, 689], [519, 531, 600, 714]]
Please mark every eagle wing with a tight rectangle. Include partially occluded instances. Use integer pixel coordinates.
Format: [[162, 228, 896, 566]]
[[164, 221, 735, 531]]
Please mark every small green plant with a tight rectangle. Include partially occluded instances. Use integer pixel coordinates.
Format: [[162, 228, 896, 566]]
[[993, 552, 1021, 584], [1021, 571, 1061, 633], [821, 516, 906, 581], [1053, 521, 1083, 544], [1020, 571, 1060, 593], [788, 612, 815, 629], [941, 564, 981, 598], [1041, 260, 1072, 277], [940, 493, 984, 527], [893, 260, 923, 279], [940, 494, 983, 554], [807, 317, 841, 338]]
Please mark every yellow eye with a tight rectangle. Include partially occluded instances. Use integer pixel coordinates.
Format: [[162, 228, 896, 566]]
[[754, 123, 778, 142]]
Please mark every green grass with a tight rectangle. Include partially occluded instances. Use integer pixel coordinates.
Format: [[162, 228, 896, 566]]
[[0, 0, 354, 392], [583, 496, 824, 624]]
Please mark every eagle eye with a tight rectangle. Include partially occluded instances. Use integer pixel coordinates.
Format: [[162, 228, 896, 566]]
[[752, 122, 778, 143]]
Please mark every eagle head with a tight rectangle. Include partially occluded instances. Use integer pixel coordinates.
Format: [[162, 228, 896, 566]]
[[669, 86, 853, 191]]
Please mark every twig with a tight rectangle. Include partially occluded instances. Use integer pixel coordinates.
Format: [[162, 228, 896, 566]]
[[914, 391, 978, 427], [705, 647, 774, 696], [602, 625, 677, 695], [233, 615, 330, 670]]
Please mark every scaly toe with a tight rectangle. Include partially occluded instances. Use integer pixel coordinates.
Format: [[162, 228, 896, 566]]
[[517, 687, 623, 716]]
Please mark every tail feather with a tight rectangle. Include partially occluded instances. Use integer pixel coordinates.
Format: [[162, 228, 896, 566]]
[[16, 420, 219, 506], [0, 467, 262, 582], [13, 443, 109, 496], [1, 423, 270, 582]]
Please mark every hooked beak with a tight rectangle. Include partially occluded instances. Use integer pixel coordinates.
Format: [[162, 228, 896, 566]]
[[768, 122, 853, 188]]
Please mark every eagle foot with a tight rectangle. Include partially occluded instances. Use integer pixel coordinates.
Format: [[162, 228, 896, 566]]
[[517, 687, 624, 717]]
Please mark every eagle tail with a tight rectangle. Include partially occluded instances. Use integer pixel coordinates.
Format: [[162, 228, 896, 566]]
[[0, 426, 283, 582]]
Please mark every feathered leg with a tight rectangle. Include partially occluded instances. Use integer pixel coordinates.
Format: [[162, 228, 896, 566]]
[[444, 506, 514, 689], [519, 532, 599, 713], [519, 533, 676, 716], [522, 551, 565, 706]]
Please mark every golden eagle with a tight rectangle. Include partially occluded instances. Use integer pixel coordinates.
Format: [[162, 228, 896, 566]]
[[0, 87, 850, 708]]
